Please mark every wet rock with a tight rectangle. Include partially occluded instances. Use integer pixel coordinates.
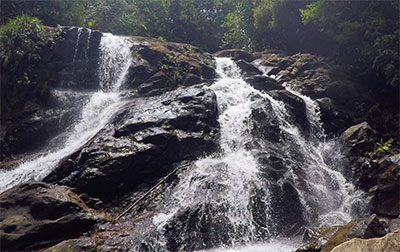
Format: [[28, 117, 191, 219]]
[[2, 105, 81, 156], [253, 52, 398, 135], [235, 60, 263, 77], [330, 231, 400, 252], [316, 97, 348, 136], [51, 27, 102, 90], [267, 90, 309, 133], [372, 153, 400, 217], [296, 214, 390, 252], [250, 100, 282, 143], [1, 27, 101, 159], [164, 203, 234, 252], [213, 49, 255, 62], [268, 181, 305, 234], [340, 122, 378, 155], [245, 75, 284, 92], [296, 226, 340, 252], [44, 86, 219, 202], [41, 237, 98, 252], [0, 182, 101, 251]]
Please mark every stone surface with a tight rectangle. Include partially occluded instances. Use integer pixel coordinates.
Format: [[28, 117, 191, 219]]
[[340, 122, 377, 155], [213, 49, 255, 62], [41, 238, 98, 252], [235, 60, 263, 77], [254, 52, 399, 136], [296, 214, 390, 252], [0, 182, 101, 251], [245, 75, 284, 92], [330, 231, 400, 252], [373, 153, 400, 217], [44, 86, 219, 202], [267, 90, 309, 133]]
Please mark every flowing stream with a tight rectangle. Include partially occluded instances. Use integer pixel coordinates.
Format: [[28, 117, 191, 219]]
[[0, 34, 366, 251], [0, 33, 134, 192], [132, 58, 365, 251]]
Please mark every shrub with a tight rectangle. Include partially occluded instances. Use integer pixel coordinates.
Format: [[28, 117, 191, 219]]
[[0, 15, 60, 119]]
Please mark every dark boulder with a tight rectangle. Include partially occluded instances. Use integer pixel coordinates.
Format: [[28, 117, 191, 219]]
[[316, 97, 348, 136], [44, 86, 219, 202], [213, 49, 255, 62], [267, 90, 309, 133], [50, 27, 102, 90], [249, 100, 282, 143], [245, 75, 284, 92], [340, 122, 381, 189], [268, 181, 306, 235], [164, 203, 234, 252], [372, 154, 400, 218], [235, 60, 263, 77], [0, 182, 101, 251], [341, 122, 378, 155]]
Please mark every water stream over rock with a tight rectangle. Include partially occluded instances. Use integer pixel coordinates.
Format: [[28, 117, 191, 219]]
[[0, 34, 368, 252], [0, 33, 134, 192], [119, 58, 366, 251]]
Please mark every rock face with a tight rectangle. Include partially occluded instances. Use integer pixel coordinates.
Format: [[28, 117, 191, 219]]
[[254, 52, 399, 136], [44, 86, 219, 202], [340, 122, 377, 155], [1, 27, 102, 159], [373, 154, 400, 218], [213, 49, 255, 62], [127, 37, 216, 96], [0, 182, 101, 251], [1, 28, 216, 161], [296, 214, 390, 252], [331, 231, 400, 252]]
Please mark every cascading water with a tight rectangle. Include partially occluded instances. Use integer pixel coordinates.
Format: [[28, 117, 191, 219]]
[[133, 58, 365, 251], [0, 33, 134, 193]]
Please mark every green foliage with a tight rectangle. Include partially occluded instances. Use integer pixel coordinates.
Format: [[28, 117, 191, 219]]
[[159, 54, 189, 84], [0, 15, 59, 81], [0, 15, 59, 119], [299, 0, 399, 86], [221, 0, 254, 50], [375, 138, 394, 154], [1, 0, 398, 88]]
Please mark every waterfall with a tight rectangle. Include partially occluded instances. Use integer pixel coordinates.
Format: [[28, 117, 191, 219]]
[[0, 33, 134, 193], [134, 58, 365, 251]]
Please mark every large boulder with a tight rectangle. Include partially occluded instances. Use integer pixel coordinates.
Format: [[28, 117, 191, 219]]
[[245, 75, 284, 92], [253, 52, 399, 136], [372, 153, 400, 218], [296, 214, 390, 252], [126, 38, 216, 95], [267, 90, 309, 133], [44, 86, 219, 202], [0, 182, 101, 251], [331, 231, 400, 252], [235, 60, 263, 77], [213, 49, 255, 62], [340, 122, 377, 155], [340, 122, 379, 189]]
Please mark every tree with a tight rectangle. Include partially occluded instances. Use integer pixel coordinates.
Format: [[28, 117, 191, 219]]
[[300, 0, 399, 86]]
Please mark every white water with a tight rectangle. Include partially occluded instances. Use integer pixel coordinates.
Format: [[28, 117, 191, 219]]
[[150, 58, 270, 246], [253, 61, 366, 226], [0, 33, 133, 193], [136, 57, 364, 251]]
